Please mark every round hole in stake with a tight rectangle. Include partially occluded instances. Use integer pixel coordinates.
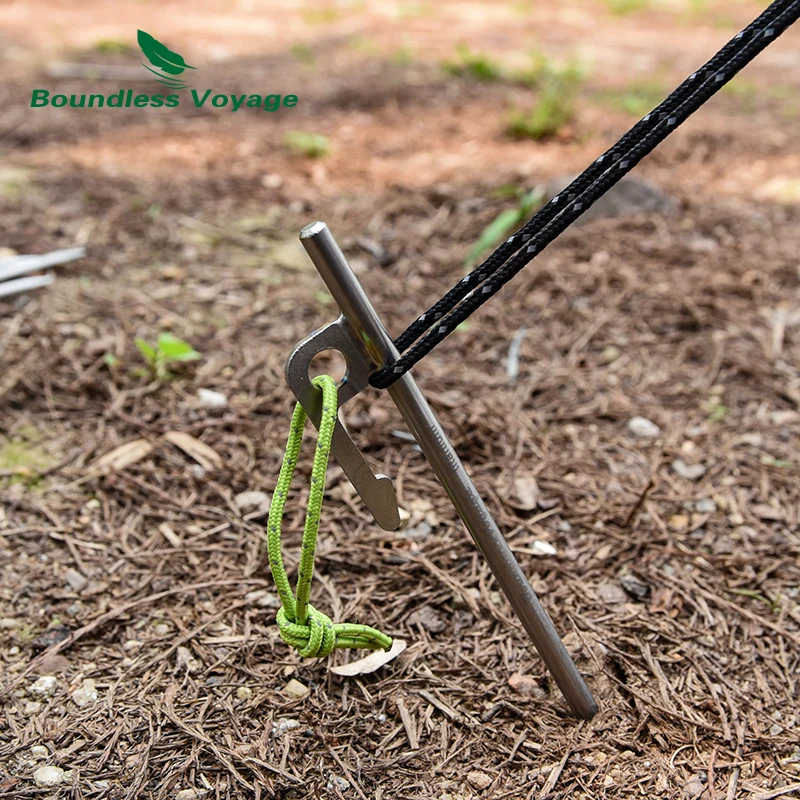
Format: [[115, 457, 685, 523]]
[[308, 348, 348, 384]]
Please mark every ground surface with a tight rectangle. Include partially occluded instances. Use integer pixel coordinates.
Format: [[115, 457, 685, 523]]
[[1, 1, 800, 798]]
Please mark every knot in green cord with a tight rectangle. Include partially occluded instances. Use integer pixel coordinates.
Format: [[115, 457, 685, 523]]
[[267, 375, 392, 659], [276, 603, 336, 658]]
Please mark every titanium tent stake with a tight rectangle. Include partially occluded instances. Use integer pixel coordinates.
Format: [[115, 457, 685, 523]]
[[286, 221, 597, 720]]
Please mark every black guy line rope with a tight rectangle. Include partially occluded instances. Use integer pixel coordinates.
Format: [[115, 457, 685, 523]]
[[370, 0, 800, 389]]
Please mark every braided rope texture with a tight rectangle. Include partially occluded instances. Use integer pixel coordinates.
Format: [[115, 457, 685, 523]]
[[267, 374, 392, 658], [371, 0, 800, 389]]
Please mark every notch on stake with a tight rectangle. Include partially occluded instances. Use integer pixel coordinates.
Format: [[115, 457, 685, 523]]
[[286, 221, 597, 720]]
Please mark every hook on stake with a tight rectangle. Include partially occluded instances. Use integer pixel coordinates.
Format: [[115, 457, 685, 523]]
[[285, 221, 598, 720]]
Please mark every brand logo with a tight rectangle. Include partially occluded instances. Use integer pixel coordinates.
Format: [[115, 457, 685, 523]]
[[30, 30, 299, 113], [138, 30, 195, 90]]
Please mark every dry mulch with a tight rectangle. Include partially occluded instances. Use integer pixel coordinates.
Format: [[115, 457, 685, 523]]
[[2, 3, 800, 798]]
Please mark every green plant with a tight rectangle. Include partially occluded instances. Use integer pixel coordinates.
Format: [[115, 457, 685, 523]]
[[395, 2, 431, 18], [731, 588, 780, 614], [391, 46, 415, 66], [602, 0, 650, 15], [600, 79, 668, 116], [290, 43, 316, 66], [444, 44, 504, 82], [466, 187, 545, 266], [301, 8, 340, 25], [94, 38, 132, 55], [507, 59, 584, 140], [705, 400, 730, 423], [514, 48, 562, 87], [284, 131, 331, 158], [135, 333, 200, 381]]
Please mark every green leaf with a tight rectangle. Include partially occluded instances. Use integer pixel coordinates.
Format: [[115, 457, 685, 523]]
[[284, 131, 331, 159], [731, 588, 779, 613], [103, 353, 120, 368], [466, 208, 524, 266], [135, 338, 157, 363], [137, 30, 195, 75], [156, 333, 200, 362], [518, 187, 546, 216]]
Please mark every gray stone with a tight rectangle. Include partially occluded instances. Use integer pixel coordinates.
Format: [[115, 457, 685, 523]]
[[234, 491, 271, 514], [695, 498, 717, 514], [29, 676, 58, 699], [628, 416, 660, 439], [34, 766, 65, 787], [672, 459, 707, 481], [548, 175, 674, 225]]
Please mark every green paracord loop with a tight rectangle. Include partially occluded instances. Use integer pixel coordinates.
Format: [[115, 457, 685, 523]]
[[267, 374, 392, 658]]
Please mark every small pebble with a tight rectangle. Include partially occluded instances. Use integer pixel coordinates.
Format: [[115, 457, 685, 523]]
[[234, 491, 271, 514], [72, 678, 98, 707], [283, 679, 309, 699], [695, 498, 717, 514], [599, 345, 621, 364], [275, 718, 301, 734], [236, 686, 253, 701], [672, 459, 707, 481], [30, 745, 49, 760], [176, 647, 201, 673], [508, 672, 546, 699], [244, 589, 280, 608], [262, 173, 283, 189], [123, 640, 142, 652], [684, 776, 705, 797], [407, 605, 446, 633], [29, 676, 58, 699], [467, 770, 493, 790], [597, 582, 627, 605], [326, 775, 351, 792], [531, 540, 557, 556], [64, 568, 88, 593], [24, 701, 42, 715], [34, 765, 65, 787], [175, 790, 208, 800], [9, 645, 20, 656], [620, 574, 650, 600], [628, 416, 660, 438], [399, 522, 432, 541], [669, 514, 690, 530], [0, 617, 20, 629], [197, 388, 228, 408]]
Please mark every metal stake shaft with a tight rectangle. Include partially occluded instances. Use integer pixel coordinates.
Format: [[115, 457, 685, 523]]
[[300, 221, 597, 719]]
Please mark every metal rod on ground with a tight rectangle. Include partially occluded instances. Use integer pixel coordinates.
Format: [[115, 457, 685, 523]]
[[299, 221, 598, 720]]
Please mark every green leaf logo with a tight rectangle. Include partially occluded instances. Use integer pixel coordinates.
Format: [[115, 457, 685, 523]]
[[138, 30, 195, 89]]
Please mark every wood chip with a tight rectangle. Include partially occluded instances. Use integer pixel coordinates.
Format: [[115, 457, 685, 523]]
[[164, 431, 224, 470], [417, 689, 459, 721], [93, 439, 153, 473], [328, 639, 407, 676], [158, 522, 183, 548], [395, 698, 418, 750]]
